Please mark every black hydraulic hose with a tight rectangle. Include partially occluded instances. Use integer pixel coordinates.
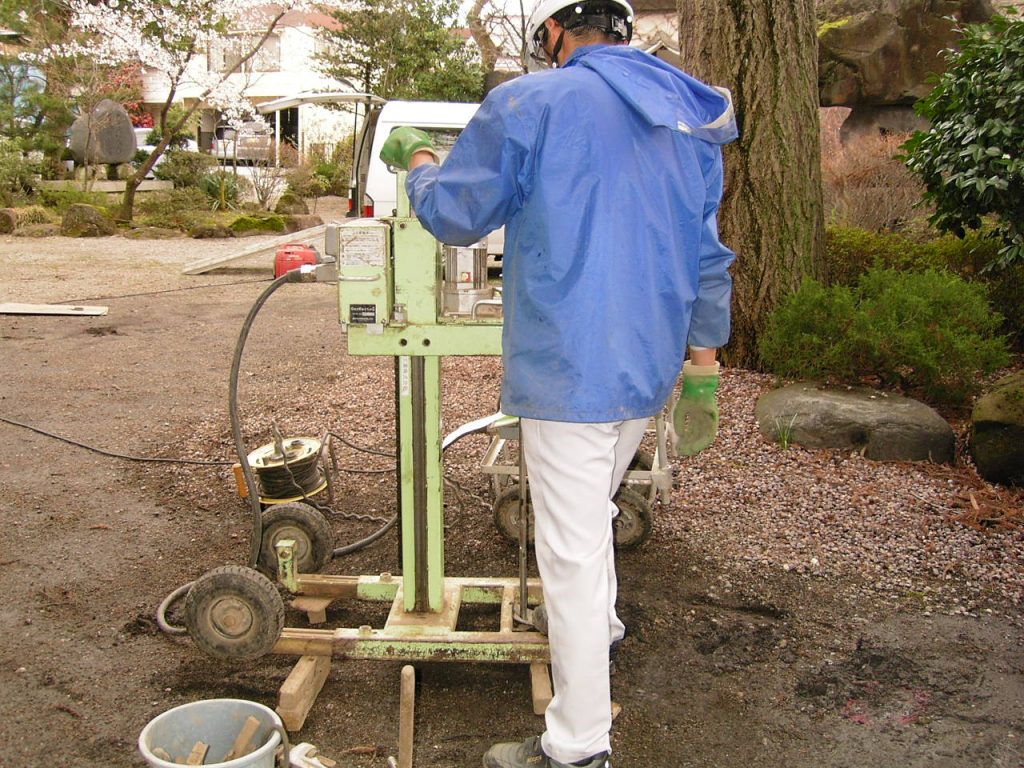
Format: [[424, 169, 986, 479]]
[[332, 513, 398, 557], [229, 271, 298, 568]]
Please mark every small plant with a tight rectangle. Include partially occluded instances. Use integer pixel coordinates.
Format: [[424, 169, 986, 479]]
[[774, 413, 800, 450], [760, 265, 1011, 405], [199, 171, 248, 211]]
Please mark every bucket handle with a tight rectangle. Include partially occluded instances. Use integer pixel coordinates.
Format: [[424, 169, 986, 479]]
[[274, 723, 291, 768]]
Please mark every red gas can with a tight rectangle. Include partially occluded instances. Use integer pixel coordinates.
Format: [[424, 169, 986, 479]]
[[274, 243, 319, 278]]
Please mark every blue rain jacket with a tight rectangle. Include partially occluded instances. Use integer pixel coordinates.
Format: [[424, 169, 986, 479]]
[[407, 44, 737, 422]]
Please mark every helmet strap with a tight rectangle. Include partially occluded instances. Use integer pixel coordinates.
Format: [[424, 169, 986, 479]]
[[550, 28, 566, 67]]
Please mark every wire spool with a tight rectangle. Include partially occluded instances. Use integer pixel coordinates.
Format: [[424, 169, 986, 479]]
[[247, 437, 327, 504]]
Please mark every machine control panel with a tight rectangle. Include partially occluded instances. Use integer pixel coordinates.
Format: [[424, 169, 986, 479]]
[[327, 219, 393, 331]]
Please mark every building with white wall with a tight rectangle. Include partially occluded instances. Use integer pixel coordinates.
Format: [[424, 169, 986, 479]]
[[139, 10, 355, 160]]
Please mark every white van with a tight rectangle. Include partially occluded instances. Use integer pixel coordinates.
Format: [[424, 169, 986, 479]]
[[350, 100, 505, 266]]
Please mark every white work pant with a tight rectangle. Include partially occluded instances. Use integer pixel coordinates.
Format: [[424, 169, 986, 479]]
[[520, 417, 648, 765]]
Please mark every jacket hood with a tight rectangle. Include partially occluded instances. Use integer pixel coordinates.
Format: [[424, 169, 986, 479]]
[[567, 45, 738, 145]]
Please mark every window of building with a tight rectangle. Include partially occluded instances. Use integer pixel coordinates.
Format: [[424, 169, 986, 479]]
[[208, 33, 281, 73]]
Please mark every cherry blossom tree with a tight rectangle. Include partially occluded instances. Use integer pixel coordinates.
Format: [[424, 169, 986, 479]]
[[31, 0, 344, 221]]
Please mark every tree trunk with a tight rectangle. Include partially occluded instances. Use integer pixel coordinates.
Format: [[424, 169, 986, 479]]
[[678, 0, 825, 369]]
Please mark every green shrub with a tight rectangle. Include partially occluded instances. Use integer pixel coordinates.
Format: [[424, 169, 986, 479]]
[[0, 138, 36, 205], [826, 226, 1024, 350], [228, 213, 286, 234], [153, 150, 217, 188], [760, 265, 1011, 405], [758, 279, 858, 383], [14, 205, 54, 226], [902, 13, 1024, 269], [38, 187, 113, 214], [135, 187, 214, 230]]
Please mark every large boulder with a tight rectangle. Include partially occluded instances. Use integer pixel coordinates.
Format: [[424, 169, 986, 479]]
[[817, 0, 994, 140], [68, 99, 137, 165], [818, 0, 994, 106], [970, 370, 1024, 486], [756, 383, 955, 463], [60, 204, 116, 237]]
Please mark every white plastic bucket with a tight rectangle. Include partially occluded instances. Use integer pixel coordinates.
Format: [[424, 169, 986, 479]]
[[138, 698, 284, 768]]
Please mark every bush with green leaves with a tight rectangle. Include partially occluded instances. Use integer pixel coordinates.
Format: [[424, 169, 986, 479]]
[[0, 137, 36, 205], [153, 150, 217, 188], [199, 170, 250, 211], [902, 13, 1024, 270], [37, 187, 112, 214], [825, 226, 1024, 349], [135, 187, 213, 230], [760, 265, 1010, 405]]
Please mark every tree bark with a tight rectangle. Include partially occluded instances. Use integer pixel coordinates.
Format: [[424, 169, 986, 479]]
[[678, 0, 825, 369]]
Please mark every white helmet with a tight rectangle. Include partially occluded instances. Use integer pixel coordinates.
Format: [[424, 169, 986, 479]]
[[525, 0, 634, 71]]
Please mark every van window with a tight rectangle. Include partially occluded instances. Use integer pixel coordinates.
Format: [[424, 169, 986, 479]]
[[390, 126, 463, 162]]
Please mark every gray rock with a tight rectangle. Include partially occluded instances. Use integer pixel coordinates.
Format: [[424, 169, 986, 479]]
[[60, 204, 116, 237], [0, 208, 15, 234], [755, 383, 955, 463], [69, 99, 137, 165], [274, 191, 310, 215], [282, 213, 323, 232], [818, 0, 994, 123], [189, 224, 235, 239], [970, 370, 1024, 486]]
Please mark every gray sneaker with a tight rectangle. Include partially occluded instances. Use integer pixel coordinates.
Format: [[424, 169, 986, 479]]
[[482, 736, 610, 768]]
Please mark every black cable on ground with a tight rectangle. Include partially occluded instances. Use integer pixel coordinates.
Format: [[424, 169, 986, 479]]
[[228, 271, 298, 569], [0, 416, 233, 466], [64, 277, 273, 305]]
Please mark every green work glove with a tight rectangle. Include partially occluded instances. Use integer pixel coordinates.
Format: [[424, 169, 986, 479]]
[[671, 360, 720, 456], [379, 126, 438, 171]]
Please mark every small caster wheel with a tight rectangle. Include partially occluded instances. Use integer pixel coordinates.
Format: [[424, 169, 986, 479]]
[[493, 484, 651, 549], [184, 565, 284, 661], [611, 487, 653, 549], [492, 483, 534, 543], [258, 502, 335, 575]]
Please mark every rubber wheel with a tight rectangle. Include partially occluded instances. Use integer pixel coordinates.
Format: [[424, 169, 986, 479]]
[[493, 484, 652, 549], [611, 486, 653, 549], [258, 502, 335, 575], [492, 484, 534, 543], [184, 565, 284, 661]]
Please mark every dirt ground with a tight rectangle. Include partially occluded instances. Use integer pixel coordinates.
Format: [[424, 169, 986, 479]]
[[0, 202, 1021, 768]]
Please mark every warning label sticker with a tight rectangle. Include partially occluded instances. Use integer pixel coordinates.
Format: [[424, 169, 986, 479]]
[[340, 228, 386, 267]]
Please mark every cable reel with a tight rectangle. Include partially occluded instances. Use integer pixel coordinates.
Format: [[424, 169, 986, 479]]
[[245, 436, 328, 505]]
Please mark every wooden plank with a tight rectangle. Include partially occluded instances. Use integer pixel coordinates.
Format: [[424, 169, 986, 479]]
[[223, 715, 261, 761], [291, 595, 334, 625], [182, 224, 326, 275], [398, 665, 415, 768], [276, 654, 331, 731], [0, 303, 108, 316], [530, 663, 552, 715], [185, 740, 208, 765]]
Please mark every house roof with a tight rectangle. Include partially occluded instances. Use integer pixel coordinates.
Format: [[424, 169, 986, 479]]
[[630, 0, 676, 12]]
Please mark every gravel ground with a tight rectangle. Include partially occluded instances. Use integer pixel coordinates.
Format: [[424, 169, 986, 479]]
[[668, 368, 1023, 621]]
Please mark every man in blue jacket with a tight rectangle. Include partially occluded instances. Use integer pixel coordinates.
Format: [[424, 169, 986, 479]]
[[381, 1, 737, 765]]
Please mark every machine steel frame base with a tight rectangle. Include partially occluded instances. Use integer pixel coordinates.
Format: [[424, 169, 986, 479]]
[[271, 561, 550, 731]]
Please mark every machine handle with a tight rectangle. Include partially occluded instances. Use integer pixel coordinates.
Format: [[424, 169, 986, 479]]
[[338, 274, 382, 283]]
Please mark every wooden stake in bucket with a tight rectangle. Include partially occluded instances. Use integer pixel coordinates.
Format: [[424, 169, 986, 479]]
[[138, 698, 287, 767]]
